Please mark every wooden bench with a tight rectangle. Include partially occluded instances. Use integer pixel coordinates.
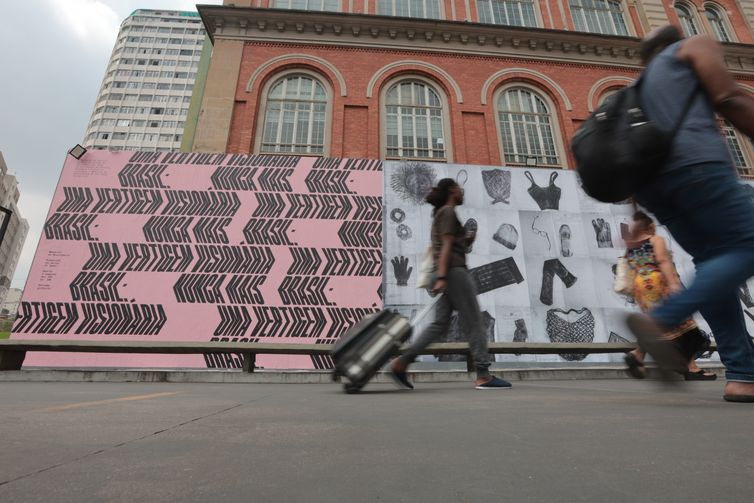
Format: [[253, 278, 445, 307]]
[[2, 340, 712, 373]]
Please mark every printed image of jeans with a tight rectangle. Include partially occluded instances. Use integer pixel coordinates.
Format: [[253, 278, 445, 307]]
[[540, 258, 578, 306], [636, 162, 754, 382]]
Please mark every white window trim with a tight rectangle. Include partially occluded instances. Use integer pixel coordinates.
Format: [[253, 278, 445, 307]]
[[722, 121, 754, 176], [674, 1, 701, 37], [272, 0, 342, 11], [379, 75, 454, 162], [568, 0, 633, 37], [254, 69, 333, 157], [376, 0, 445, 19], [493, 83, 566, 169], [476, 0, 543, 28], [703, 2, 737, 42]]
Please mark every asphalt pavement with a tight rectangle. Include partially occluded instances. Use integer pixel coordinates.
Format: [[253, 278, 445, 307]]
[[1, 379, 752, 502]]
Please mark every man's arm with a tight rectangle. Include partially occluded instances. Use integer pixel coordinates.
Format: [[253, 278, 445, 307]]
[[678, 35, 754, 139]]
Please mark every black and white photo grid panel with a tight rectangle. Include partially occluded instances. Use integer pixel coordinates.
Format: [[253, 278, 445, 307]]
[[384, 161, 730, 364]]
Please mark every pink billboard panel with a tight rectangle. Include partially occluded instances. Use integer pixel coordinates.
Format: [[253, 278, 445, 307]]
[[12, 151, 383, 369]]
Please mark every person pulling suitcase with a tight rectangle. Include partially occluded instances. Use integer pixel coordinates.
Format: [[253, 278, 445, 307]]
[[390, 178, 512, 390]]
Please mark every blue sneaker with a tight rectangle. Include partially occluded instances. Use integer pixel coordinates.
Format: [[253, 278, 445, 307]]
[[475, 376, 512, 390]]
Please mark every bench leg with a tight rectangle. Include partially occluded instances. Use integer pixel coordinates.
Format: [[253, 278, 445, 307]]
[[0, 350, 26, 371], [242, 353, 256, 373]]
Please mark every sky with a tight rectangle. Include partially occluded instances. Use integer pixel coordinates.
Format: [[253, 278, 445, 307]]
[[0, 0, 223, 290]]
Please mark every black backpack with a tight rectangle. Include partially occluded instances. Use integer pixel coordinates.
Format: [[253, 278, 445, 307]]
[[571, 77, 698, 203]]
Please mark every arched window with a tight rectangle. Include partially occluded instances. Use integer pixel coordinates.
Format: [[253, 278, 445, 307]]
[[496, 88, 561, 167], [477, 0, 538, 27], [597, 87, 622, 106], [378, 0, 443, 19], [569, 0, 629, 36], [260, 74, 329, 154], [722, 120, 752, 176], [675, 2, 700, 36], [272, 0, 340, 11], [384, 80, 448, 160], [705, 4, 732, 42]]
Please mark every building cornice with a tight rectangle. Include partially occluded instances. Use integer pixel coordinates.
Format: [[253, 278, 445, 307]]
[[196, 5, 754, 75]]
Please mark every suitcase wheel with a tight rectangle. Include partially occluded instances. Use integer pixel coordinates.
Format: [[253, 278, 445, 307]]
[[343, 383, 361, 394]]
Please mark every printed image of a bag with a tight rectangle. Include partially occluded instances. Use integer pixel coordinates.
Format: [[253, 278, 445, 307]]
[[546, 308, 595, 362]]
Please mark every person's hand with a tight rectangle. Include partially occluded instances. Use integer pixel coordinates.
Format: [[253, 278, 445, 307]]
[[391, 256, 413, 286], [466, 231, 477, 245], [668, 282, 683, 294], [432, 278, 448, 294]]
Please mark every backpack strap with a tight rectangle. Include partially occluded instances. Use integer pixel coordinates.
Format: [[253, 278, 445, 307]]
[[524, 171, 535, 184], [549, 171, 558, 185], [635, 69, 700, 139], [670, 84, 701, 139]]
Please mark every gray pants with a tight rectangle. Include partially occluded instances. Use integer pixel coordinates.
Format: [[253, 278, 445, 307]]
[[400, 267, 491, 378]]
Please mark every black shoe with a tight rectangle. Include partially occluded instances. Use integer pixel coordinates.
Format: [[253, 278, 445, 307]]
[[475, 376, 513, 390], [684, 369, 718, 381], [389, 366, 414, 390]]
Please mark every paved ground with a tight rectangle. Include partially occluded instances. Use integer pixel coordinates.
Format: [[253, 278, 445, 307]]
[[0, 379, 752, 503]]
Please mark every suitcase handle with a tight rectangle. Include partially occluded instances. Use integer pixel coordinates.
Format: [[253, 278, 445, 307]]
[[410, 293, 444, 325]]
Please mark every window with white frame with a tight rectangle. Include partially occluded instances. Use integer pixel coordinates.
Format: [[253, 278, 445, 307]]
[[272, 0, 340, 11], [722, 121, 752, 176], [569, 0, 628, 36], [377, 0, 443, 18], [385, 80, 447, 160], [497, 88, 561, 166], [675, 2, 700, 36], [477, 0, 538, 27], [260, 74, 328, 154], [705, 4, 732, 42]]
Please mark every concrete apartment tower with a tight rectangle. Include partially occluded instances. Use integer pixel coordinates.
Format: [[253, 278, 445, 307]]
[[82, 9, 206, 152], [0, 153, 29, 307]]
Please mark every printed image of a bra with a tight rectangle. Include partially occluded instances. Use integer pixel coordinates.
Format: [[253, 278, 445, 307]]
[[525, 170, 561, 210]]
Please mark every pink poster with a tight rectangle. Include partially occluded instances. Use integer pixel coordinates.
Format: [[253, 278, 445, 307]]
[[12, 151, 383, 368]]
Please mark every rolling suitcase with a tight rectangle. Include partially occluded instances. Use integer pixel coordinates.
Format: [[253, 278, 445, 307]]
[[331, 295, 442, 394]]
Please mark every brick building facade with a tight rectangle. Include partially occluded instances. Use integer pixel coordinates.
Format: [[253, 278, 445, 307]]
[[189, 0, 754, 173]]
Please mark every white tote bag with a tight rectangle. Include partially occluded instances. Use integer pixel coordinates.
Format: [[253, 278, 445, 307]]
[[415, 247, 435, 290], [613, 256, 634, 296]]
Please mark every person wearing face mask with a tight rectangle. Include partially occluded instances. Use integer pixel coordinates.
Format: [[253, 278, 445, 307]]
[[390, 178, 512, 390]]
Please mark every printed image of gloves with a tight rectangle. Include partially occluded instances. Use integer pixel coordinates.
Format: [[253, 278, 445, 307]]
[[592, 218, 614, 248], [391, 256, 413, 286]]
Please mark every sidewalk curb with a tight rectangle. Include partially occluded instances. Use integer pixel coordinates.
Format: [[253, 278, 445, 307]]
[[0, 365, 725, 384]]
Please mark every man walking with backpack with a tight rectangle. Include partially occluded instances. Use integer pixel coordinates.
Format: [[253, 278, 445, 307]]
[[592, 26, 754, 402]]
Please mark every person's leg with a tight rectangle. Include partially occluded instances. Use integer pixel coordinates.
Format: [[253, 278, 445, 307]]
[[444, 268, 491, 380], [635, 164, 754, 388], [697, 291, 754, 384], [396, 294, 453, 367], [390, 294, 453, 389]]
